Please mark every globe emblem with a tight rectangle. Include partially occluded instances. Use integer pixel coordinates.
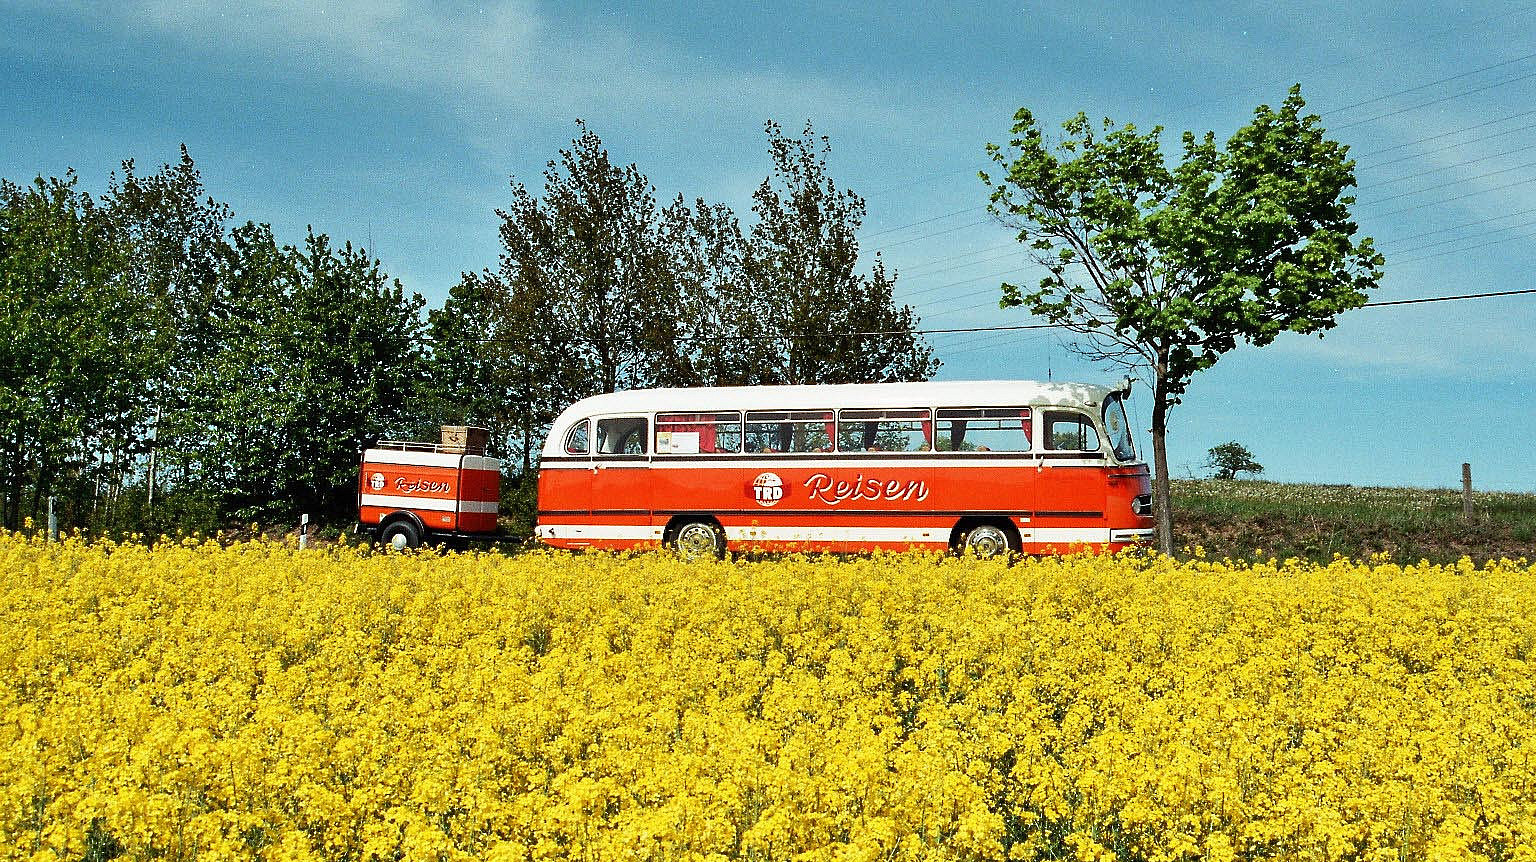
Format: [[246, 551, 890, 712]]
[[751, 472, 784, 507], [369, 472, 386, 491]]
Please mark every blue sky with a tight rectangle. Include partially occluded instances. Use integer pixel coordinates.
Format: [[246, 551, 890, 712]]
[[4, 0, 1533, 491]]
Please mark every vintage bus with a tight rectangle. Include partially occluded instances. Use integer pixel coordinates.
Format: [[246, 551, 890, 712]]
[[534, 380, 1154, 558]]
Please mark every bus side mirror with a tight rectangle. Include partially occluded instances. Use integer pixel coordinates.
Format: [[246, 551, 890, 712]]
[[1117, 376, 1134, 397]]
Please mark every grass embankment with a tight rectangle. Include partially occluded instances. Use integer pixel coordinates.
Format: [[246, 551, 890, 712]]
[[1172, 479, 1536, 564]]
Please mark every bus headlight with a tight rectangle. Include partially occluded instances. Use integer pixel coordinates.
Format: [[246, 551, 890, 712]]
[[1132, 495, 1153, 516]]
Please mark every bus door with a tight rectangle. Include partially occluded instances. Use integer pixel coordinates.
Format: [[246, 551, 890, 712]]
[[1034, 409, 1110, 547], [537, 417, 594, 544], [591, 415, 654, 542]]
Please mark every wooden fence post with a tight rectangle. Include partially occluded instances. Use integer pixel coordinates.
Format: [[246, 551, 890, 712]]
[[1462, 463, 1474, 523]]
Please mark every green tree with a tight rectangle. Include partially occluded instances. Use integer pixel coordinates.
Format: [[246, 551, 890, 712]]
[[426, 268, 587, 475], [460, 124, 747, 464], [0, 174, 157, 530], [740, 121, 938, 385], [437, 120, 941, 532], [656, 195, 750, 386], [176, 224, 430, 523], [1204, 441, 1264, 480], [496, 122, 683, 396], [982, 86, 1383, 553], [100, 147, 232, 529]]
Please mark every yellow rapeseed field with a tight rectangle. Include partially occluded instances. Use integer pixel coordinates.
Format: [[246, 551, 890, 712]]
[[2, 532, 1534, 862]]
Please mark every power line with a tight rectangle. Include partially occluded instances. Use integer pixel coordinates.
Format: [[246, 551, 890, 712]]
[[1377, 205, 1536, 244], [869, 218, 993, 251], [1153, 3, 1534, 120], [858, 60, 1536, 279], [1332, 66, 1536, 132], [1393, 231, 1536, 265], [1320, 51, 1536, 117], [844, 8, 1534, 223], [1356, 112, 1536, 164], [1369, 140, 1536, 189], [863, 205, 981, 239], [1362, 287, 1536, 307], [460, 286, 1535, 345], [1363, 157, 1536, 206], [1387, 216, 1536, 257], [1374, 172, 1536, 218], [893, 241, 1019, 277]]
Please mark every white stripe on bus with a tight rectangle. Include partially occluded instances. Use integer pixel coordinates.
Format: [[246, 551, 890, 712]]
[[1028, 528, 1115, 544], [533, 523, 1131, 547], [725, 525, 945, 544], [539, 457, 1110, 470], [535, 525, 663, 541]]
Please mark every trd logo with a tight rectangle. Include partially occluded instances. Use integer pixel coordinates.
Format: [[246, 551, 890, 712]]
[[749, 472, 784, 507]]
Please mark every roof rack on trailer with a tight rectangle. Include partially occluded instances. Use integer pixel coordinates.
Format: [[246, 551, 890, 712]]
[[374, 439, 446, 452], [371, 427, 485, 454]]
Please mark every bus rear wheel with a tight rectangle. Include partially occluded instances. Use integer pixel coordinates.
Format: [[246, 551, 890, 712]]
[[960, 522, 1017, 559], [672, 519, 725, 561]]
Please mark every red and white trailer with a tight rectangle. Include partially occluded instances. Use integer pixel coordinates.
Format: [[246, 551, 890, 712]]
[[358, 427, 501, 549]]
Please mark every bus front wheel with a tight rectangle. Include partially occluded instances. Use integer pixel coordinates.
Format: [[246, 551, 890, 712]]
[[672, 519, 725, 561], [960, 522, 1017, 559]]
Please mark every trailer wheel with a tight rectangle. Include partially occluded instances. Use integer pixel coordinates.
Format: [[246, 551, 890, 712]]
[[960, 522, 1017, 559], [380, 518, 422, 551], [671, 519, 725, 561]]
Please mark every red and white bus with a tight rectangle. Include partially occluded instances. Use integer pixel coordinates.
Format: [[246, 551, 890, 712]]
[[534, 380, 1153, 558]]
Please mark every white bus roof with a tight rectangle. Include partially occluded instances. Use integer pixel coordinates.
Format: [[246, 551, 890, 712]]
[[545, 380, 1129, 454]]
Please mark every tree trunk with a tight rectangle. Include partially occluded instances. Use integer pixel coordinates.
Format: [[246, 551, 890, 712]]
[[1150, 375, 1175, 555], [521, 414, 534, 477], [2, 429, 21, 529], [147, 405, 161, 511]]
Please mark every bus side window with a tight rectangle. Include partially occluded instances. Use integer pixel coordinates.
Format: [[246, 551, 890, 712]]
[[744, 410, 834, 453], [596, 417, 649, 456], [564, 420, 590, 455], [1043, 411, 1100, 451], [656, 412, 741, 454], [936, 408, 1031, 452], [837, 408, 931, 452]]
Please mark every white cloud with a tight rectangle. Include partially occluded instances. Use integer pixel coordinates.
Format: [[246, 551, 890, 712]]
[[70, 0, 913, 156]]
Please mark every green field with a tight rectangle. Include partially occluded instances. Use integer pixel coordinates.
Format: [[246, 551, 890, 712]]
[[1172, 478, 1536, 564]]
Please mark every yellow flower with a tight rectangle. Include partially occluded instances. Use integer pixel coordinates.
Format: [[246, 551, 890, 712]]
[[1, 531, 1533, 860]]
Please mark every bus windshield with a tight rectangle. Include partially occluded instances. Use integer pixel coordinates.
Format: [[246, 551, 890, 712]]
[[1103, 394, 1136, 461]]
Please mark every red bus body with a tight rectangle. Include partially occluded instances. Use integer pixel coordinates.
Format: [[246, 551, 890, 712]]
[[535, 381, 1153, 556]]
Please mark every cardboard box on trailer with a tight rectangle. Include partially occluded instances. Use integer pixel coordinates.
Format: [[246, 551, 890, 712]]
[[439, 425, 490, 455]]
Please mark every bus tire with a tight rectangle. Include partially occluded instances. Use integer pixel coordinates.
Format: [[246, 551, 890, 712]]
[[671, 518, 725, 561], [956, 520, 1018, 559], [380, 516, 423, 551]]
